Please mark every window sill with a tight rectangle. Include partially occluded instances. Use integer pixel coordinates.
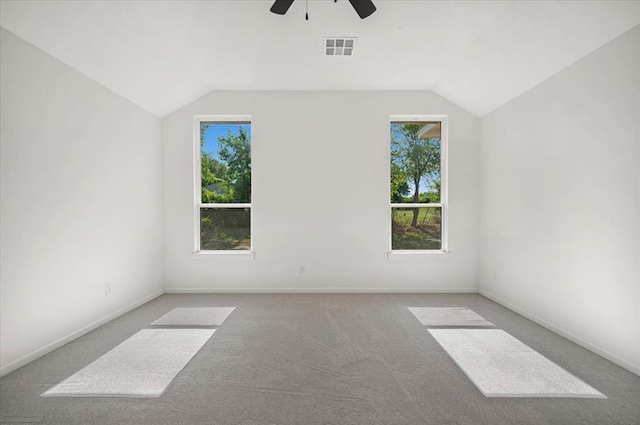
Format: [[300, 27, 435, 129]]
[[192, 250, 256, 259], [387, 250, 450, 260]]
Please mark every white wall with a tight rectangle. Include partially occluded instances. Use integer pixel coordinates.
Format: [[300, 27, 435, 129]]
[[163, 91, 479, 291], [479, 26, 640, 375], [0, 28, 163, 375]]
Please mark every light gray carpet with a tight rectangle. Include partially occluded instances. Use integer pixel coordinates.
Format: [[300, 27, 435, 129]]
[[409, 307, 494, 327], [150, 307, 235, 326], [42, 329, 215, 398], [2, 294, 638, 425], [428, 329, 605, 398]]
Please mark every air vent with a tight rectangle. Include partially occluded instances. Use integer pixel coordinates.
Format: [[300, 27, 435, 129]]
[[325, 37, 356, 56]]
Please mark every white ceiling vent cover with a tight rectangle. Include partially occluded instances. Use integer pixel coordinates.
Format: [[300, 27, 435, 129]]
[[325, 38, 356, 56]]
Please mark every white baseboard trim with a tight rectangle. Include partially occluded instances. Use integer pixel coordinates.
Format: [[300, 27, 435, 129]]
[[164, 287, 479, 294], [479, 289, 640, 377], [0, 289, 164, 377]]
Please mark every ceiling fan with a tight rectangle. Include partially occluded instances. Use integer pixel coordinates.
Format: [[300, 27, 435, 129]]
[[270, 0, 376, 19]]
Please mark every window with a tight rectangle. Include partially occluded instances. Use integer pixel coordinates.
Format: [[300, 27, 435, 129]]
[[194, 116, 252, 252], [390, 115, 447, 252]]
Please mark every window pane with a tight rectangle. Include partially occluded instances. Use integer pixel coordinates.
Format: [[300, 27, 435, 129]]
[[390, 121, 441, 203], [391, 207, 441, 250], [200, 208, 251, 251], [200, 122, 251, 203]]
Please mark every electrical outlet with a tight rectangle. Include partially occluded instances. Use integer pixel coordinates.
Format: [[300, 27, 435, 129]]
[[299, 265, 305, 273], [105, 282, 111, 295]]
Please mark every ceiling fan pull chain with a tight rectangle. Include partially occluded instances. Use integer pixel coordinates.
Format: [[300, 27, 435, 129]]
[[305, 0, 309, 20]]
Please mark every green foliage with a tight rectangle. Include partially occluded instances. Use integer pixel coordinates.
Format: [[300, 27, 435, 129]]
[[201, 153, 234, 203], [391, 123, 441, 200], [200, 209, 250, 250], [200, 124, 251, 204], [392, 224, 441, 250], [391, 122, 441, 227], [391, 161, 410, 202], [418, 187, 440, 203], [199, 123, 252, 250], [391, 207, 442, 250], [392, 207, 441, 226], [218, 127, 251, 203]]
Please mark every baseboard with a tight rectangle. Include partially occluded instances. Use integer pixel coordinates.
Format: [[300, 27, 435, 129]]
[[479, 289, 640, 377], [164, 287, 479, 294], [0, 289, 164, 377]]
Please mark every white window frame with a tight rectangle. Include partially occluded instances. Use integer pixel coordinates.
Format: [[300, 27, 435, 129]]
[[389, 114, 449, 254], [193, 115, 254, 255]]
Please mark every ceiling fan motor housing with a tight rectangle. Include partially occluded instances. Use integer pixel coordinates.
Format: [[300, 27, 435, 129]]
[[270, 0, 376, 19]]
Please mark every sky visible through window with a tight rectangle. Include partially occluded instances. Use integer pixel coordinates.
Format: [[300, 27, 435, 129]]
[[203, 123, 251, 159]]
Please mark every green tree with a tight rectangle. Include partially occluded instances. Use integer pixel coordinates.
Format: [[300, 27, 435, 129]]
[[200, 123, 232, 203], [218, 127, 251, 203], [201, 155, 232, 203], [391, 153, 410, 203], [391, 123, 440, 227]]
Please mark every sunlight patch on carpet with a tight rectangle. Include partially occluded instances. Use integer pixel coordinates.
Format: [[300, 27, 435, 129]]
[[150, 307, 235, 326], [409, 307, 494, 327], [429, 329, 605, 398], [42, 329, 214, 398]]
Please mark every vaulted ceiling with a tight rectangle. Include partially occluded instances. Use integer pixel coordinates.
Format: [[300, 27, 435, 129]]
[[1, 0, 638, 117]]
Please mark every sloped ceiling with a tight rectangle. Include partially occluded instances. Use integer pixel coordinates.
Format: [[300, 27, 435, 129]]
[[1, 0, 638, 117]]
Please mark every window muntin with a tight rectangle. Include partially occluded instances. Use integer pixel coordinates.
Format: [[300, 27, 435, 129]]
[[195, 117, 252, 252], [390, 117, 447, 252]]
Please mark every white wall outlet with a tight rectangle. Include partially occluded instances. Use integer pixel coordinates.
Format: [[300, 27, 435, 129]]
[[105, 282, 111, 295]]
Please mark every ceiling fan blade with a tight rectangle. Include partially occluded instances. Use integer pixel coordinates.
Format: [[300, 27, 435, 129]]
[[270, 0, 295, 15], [348, 0, 376, 19]]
